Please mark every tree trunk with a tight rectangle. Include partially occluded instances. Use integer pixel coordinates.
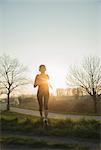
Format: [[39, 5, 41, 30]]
[[92, 96, 97, 113], [7, 93, 10, 111]]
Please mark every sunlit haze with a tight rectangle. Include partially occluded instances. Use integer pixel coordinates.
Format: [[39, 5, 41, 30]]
[[0, 0, 101, 94]]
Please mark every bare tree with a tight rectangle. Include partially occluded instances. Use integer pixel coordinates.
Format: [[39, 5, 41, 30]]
[[67, 56, 101, 113], [0, 54, 29, 110]]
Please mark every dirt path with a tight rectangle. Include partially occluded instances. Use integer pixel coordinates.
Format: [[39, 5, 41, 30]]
[[10, 107, 101, 121]]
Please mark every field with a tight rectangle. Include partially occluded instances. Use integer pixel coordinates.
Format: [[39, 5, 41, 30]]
[[16, 95, 101, 114], [0, 111, 101, 150]]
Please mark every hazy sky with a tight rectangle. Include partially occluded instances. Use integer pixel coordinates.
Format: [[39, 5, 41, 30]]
[[0, 0, 101, 91]]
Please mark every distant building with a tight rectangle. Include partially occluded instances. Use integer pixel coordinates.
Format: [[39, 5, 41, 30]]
[[56, 88, 67, 96], [56, 87, 84, 96], [0, 101, 7, 111], [0, 97, 19, 111]]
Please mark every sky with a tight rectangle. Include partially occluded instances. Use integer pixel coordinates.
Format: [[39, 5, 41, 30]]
[[0, 0, 101, 94]]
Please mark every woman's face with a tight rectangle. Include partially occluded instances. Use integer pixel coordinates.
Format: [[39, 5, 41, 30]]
[[39, 66, 46, 73]]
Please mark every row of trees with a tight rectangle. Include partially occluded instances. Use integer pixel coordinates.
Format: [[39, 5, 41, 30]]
[[0, 54, 101, 113]]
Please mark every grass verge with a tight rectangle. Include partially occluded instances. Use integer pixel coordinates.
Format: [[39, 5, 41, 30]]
[[0, 136, 90, 150], [0, 111, 100, 139]]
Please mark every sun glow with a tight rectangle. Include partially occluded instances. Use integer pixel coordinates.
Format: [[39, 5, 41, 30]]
[[47, 65, 67, 90], [27, 64, 67, 95]]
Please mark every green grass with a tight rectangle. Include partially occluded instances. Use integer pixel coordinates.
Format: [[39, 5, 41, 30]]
[[0, 111, 101, 139], [0, 136, 90, 150], [64, 111, 101, 116]]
